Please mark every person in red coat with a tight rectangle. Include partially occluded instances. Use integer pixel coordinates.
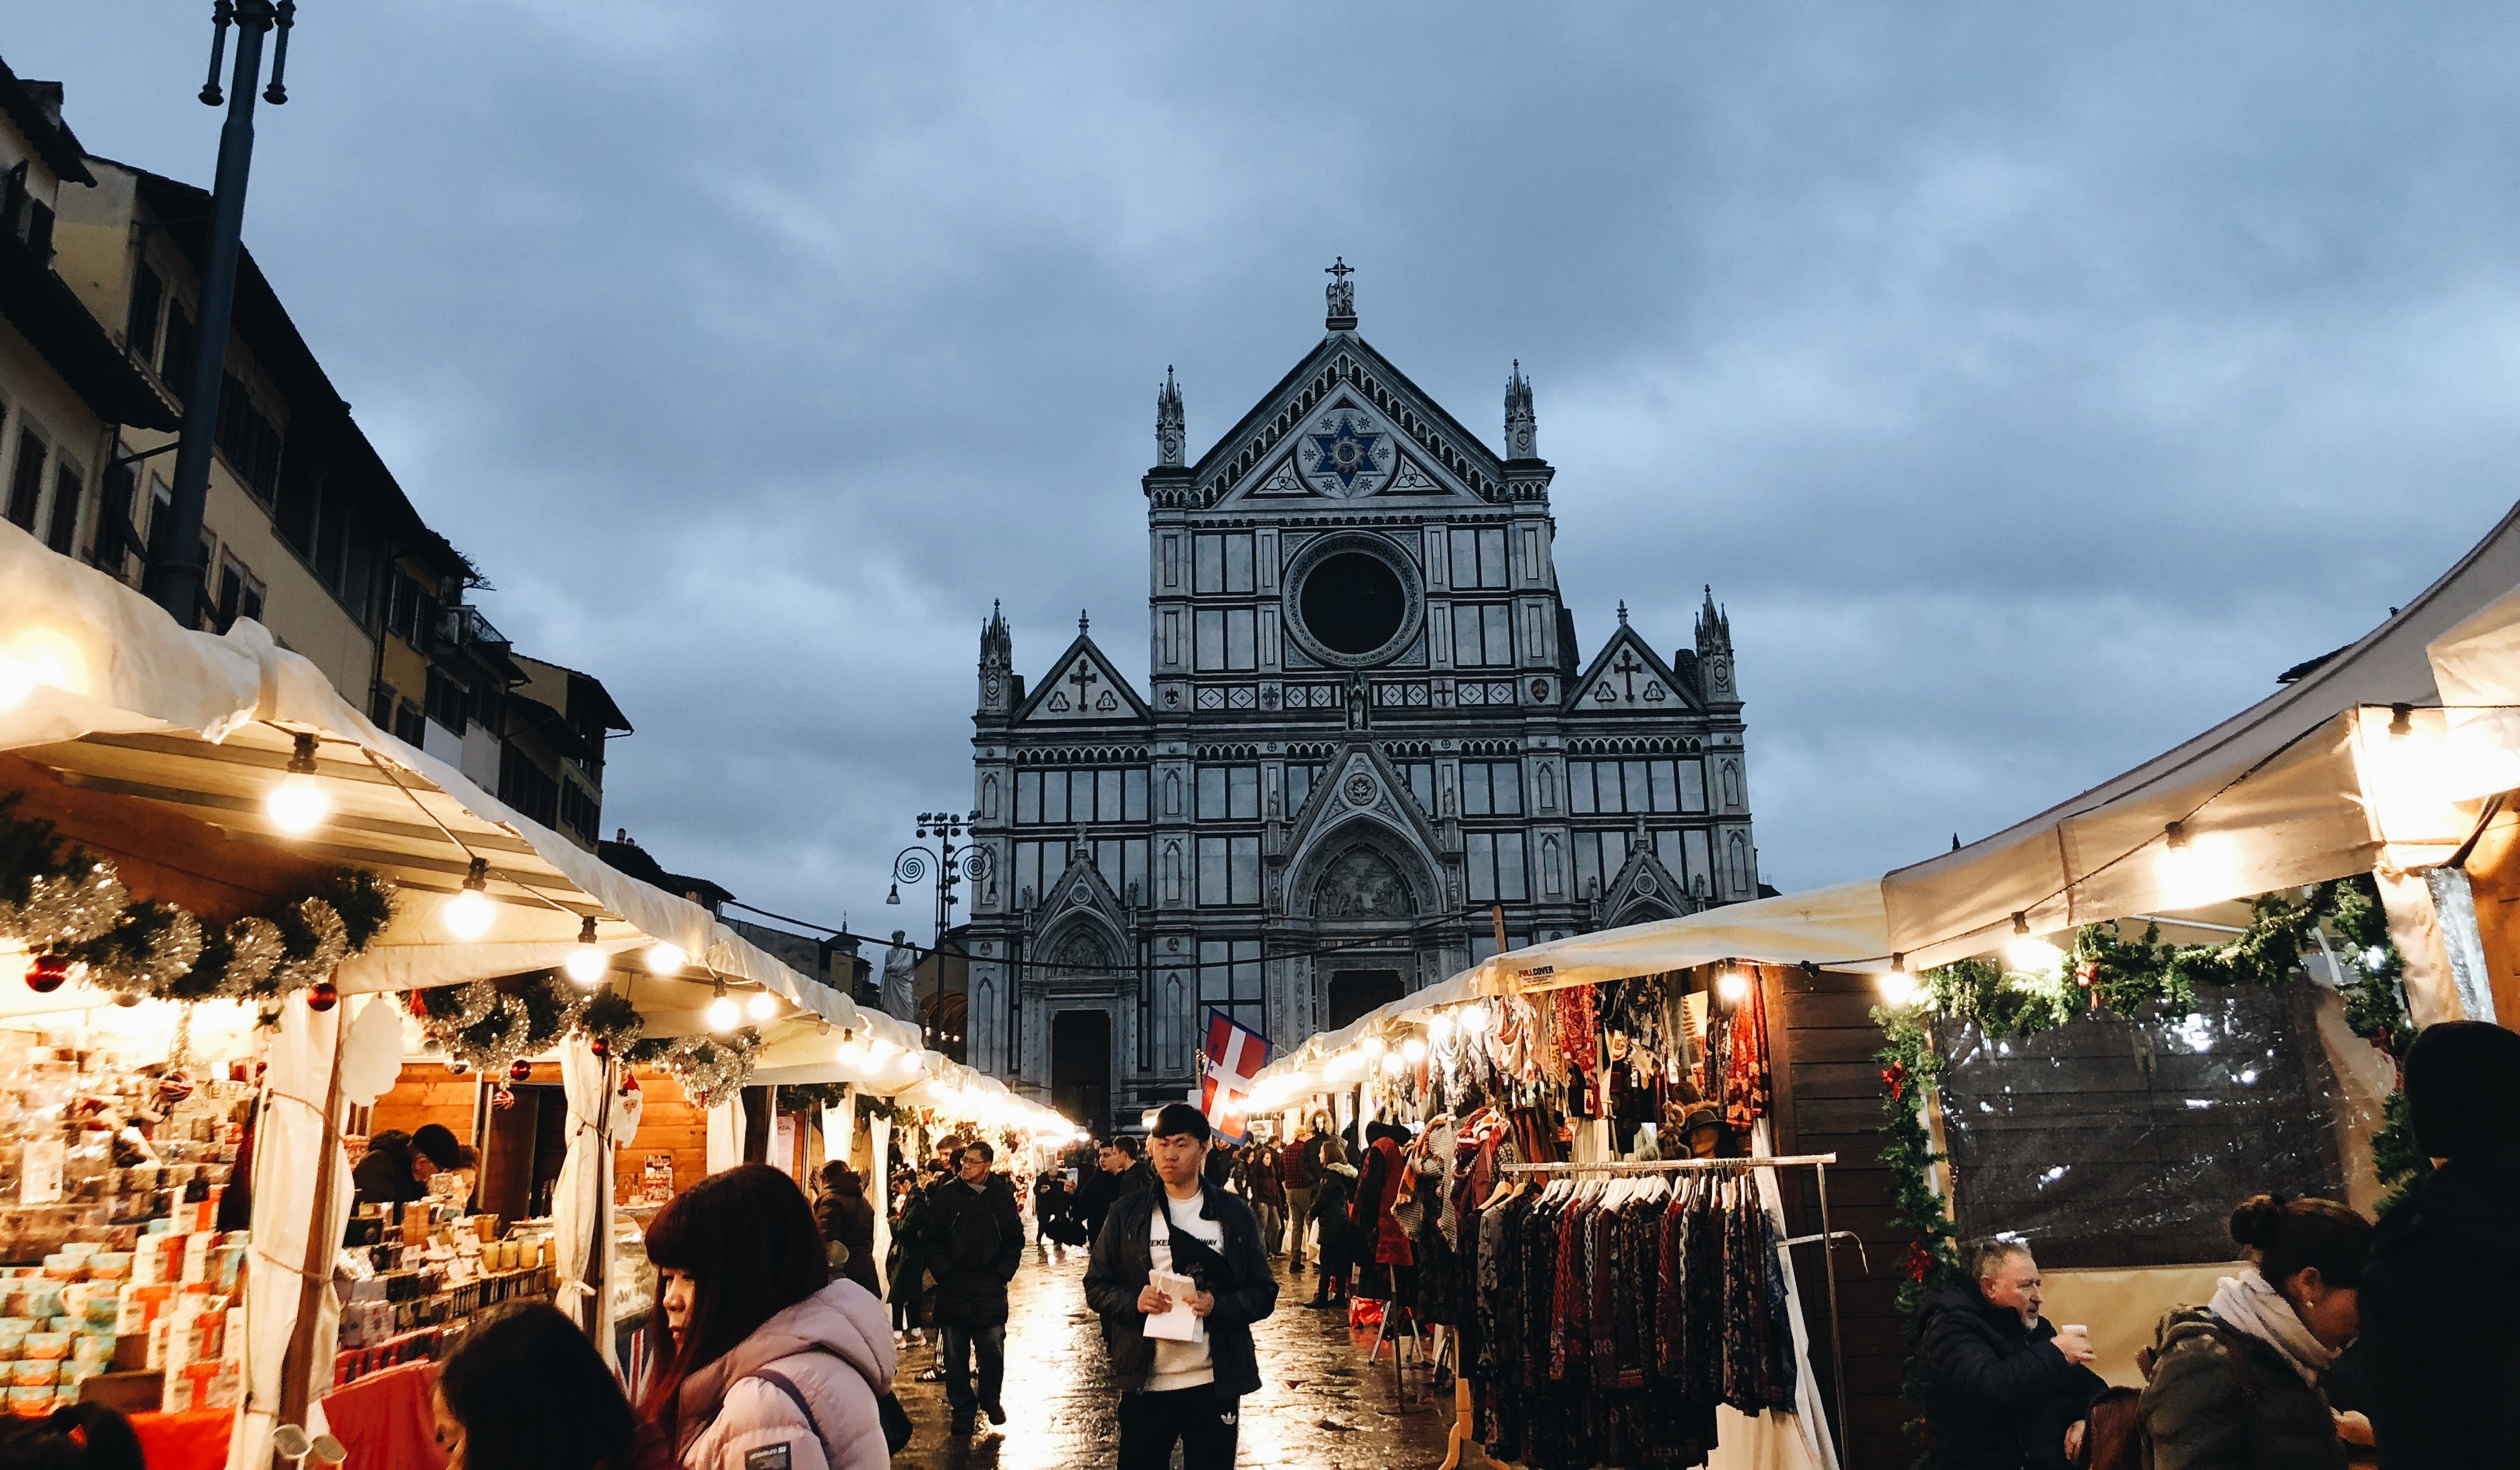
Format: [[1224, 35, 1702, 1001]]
[[1348, 1122, 1414, 1302]]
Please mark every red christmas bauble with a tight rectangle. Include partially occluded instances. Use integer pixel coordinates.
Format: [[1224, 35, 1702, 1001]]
[[27, 952, 71, 994], [589, 1034, 611, 1059], [509, 1059, 533, 1082], [492, 1086, 516, 1109], [306, 978, 340, 1012]]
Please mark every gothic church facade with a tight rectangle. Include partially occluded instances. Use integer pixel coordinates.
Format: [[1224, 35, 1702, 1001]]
[[962, 274, 1759, 1132]]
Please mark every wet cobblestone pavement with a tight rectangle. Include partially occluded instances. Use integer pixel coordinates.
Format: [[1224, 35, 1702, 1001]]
[[890, 1245, 1461, 1469]]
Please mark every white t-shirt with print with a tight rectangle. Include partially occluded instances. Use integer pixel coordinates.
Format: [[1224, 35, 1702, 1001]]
[[1146, 1194, 1226, 1392]]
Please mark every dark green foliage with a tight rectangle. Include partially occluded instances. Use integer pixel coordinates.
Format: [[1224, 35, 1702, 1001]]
[[315, 869, 398, 951]]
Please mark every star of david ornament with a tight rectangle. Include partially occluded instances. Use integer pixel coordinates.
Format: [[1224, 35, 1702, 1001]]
[[1303, 410, 1393, 497]]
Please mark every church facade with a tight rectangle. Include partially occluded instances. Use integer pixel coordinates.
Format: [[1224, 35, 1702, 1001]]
[[960, 272, 1759, 1132]]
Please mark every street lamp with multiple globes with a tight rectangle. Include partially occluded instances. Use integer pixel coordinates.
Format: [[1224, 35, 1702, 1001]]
[[886, 809, 976, 949]]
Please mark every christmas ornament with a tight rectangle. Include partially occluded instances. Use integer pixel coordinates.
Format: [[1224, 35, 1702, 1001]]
[[157, 1071, 195, 1107], [509, 1059, 533, 1083], [588, 1034, 609, 1060], [27, 951, 71, 993], [492, 1086, 516, 1109], [305, 978, 339, 1012]]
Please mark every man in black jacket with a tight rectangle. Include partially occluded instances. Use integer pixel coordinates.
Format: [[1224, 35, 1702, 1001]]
[[1084, 1103, 1279, 1470], [1916, 1239, 2104, 1469], [2359, 1020, 2520, 1469], [923, 1139, 1024, 1435]]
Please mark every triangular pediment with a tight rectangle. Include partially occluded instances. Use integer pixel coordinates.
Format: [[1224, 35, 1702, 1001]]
[[1567, 624, 1701, 714], [1038, 851, 1133, 931], [1280, 742, 1449, 904], [1013, 633, 1149, 724], [1192, 335, 1515, 511], [1599, 841, 1695, 926]]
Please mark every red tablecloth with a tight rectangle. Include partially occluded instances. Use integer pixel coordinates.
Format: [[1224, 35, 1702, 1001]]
[[128, 1408, 234, 1470], [322, 1361, 449, 1470]]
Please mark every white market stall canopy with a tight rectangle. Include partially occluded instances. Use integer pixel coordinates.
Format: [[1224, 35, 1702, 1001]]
[[1882, 499, 2520, 969], [0, 521, 921, 1053]]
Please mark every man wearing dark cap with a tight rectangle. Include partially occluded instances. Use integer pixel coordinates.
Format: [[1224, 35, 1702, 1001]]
[[352, 1123, 466, 1208], [1083, 1102, 1279, 1470], [2357, 1019, 2520, 1469]]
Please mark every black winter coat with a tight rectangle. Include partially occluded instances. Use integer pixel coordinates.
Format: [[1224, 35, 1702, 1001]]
[[922, 1174, 1023, 1327], [1311, 1167, 1359, 1278], [2358, 1144, 2520, 1470], [1915, 1281, 2106, 1470], [2136, 1308, 2345, 1470], [1082, 1181, 1279, 1398]]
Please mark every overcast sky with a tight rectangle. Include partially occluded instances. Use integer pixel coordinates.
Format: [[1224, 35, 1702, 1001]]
[[18, 5, 2520, 936]]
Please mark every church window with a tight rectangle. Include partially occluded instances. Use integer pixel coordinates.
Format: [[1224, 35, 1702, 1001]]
[[1016, 770, 1040, 823], [1041, 771, 1069, 824], [1656, 830, 1688, 886], [1198, 938, 1265, 1034], [1096, 771, 1123, 823], [1469, 929, 1529, 963], [1124, 769, 1149, 822], [1572, 829, 1628, 901], [1192, 532, 1255, 594], [1459, 761, 1522, 817], [1568, 759, 1693, 816], [1452, 604, 1513, 667], [1198, 836, 1261, 906], [1226, 608, 1256, 669], [1449, 528, 1509, 590], [1011, 840, 1068, 908], [1394, 761, 1436, 815], [1198, 765, 1259, 820], [1684, 829, 1712, 891], [1465, 831, 1528, 903], [1286, 762, 1319, 813], [1296, 551, 1407, 657]]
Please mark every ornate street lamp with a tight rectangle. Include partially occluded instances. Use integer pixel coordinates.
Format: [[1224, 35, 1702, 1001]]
[[887, 809, 976, 949]]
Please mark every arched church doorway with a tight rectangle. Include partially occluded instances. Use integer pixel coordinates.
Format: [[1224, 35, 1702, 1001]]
[[1050, 1009, 1111, 1138], [1326, 969, 1404, 1031]]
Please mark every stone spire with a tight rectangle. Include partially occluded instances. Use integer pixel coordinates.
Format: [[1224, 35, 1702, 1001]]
[[1324, 256, 1357, 331], [978, 600, 1016, 715], [1155, 366, 1184, 468], [1695, 586, 1741, 708], [1505, 359, 1537, 460]]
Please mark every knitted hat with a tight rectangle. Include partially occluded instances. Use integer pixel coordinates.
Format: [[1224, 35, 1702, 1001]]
[[2402, 1021, 2520, 1158]]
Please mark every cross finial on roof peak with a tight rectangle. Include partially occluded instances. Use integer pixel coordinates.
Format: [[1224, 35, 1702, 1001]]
[[1326, 257, 1354, 283], [1324, 258, 1358, 329], [1616, 600, 1629, 626], [1079, 609, 1091, 634]]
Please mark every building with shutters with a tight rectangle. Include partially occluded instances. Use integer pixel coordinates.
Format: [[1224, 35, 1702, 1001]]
[[962, 271, 1762, 1134]]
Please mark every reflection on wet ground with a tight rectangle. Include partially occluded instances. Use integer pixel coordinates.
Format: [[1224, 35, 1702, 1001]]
[[889, 1245, 1459, 1468]]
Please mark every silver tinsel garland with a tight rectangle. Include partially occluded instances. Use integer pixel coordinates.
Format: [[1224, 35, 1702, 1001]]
[[1, 864, 130, 950]]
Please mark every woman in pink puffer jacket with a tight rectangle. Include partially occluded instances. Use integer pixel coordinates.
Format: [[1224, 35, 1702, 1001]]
[[639, 1164, 899, 1470]]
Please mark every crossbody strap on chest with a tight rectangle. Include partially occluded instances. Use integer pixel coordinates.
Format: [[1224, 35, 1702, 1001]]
[[746, 1366, 831, 1462]]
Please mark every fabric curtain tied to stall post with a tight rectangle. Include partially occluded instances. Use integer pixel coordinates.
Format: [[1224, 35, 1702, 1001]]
[[553, 1041, 642, 1369]]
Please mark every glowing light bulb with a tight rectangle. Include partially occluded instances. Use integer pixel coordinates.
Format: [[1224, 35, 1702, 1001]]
[[441, 887, 494, 941], [2004, 935, 2066, 977], [266, 773, 329, 833], [1716, 969, 1751, 1005], [1401, 1036, 1428, 1064], [836, 1036, 867, 1066], [0, 627, 89, 710], [746, 990, 781, 1022], [563, 917, 608, 986], [1462, 1000, 1496, 1035], [1878, 971, 1919, 1008], [898, 1051, 923, 1076], [1362, 1035, 1388, 1059], [868, 1036, 899, 1059], [645, 942, 689, 974], [704, 982, 739, 1034], [1427, 1012, 1454, 1044], [1380, 1051, 1406, 1076]]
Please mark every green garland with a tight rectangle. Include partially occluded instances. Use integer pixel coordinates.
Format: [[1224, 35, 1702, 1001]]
[[1871, 875, 2420, 1468], [1, 790, 394, 1004]]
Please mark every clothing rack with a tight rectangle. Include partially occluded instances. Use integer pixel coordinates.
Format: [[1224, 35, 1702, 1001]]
[[1492, 1152, 1848, 1468]]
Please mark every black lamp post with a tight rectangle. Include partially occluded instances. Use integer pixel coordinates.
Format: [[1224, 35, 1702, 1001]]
[[887, 809, 974, 949], [147, 0, 298, 626]]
